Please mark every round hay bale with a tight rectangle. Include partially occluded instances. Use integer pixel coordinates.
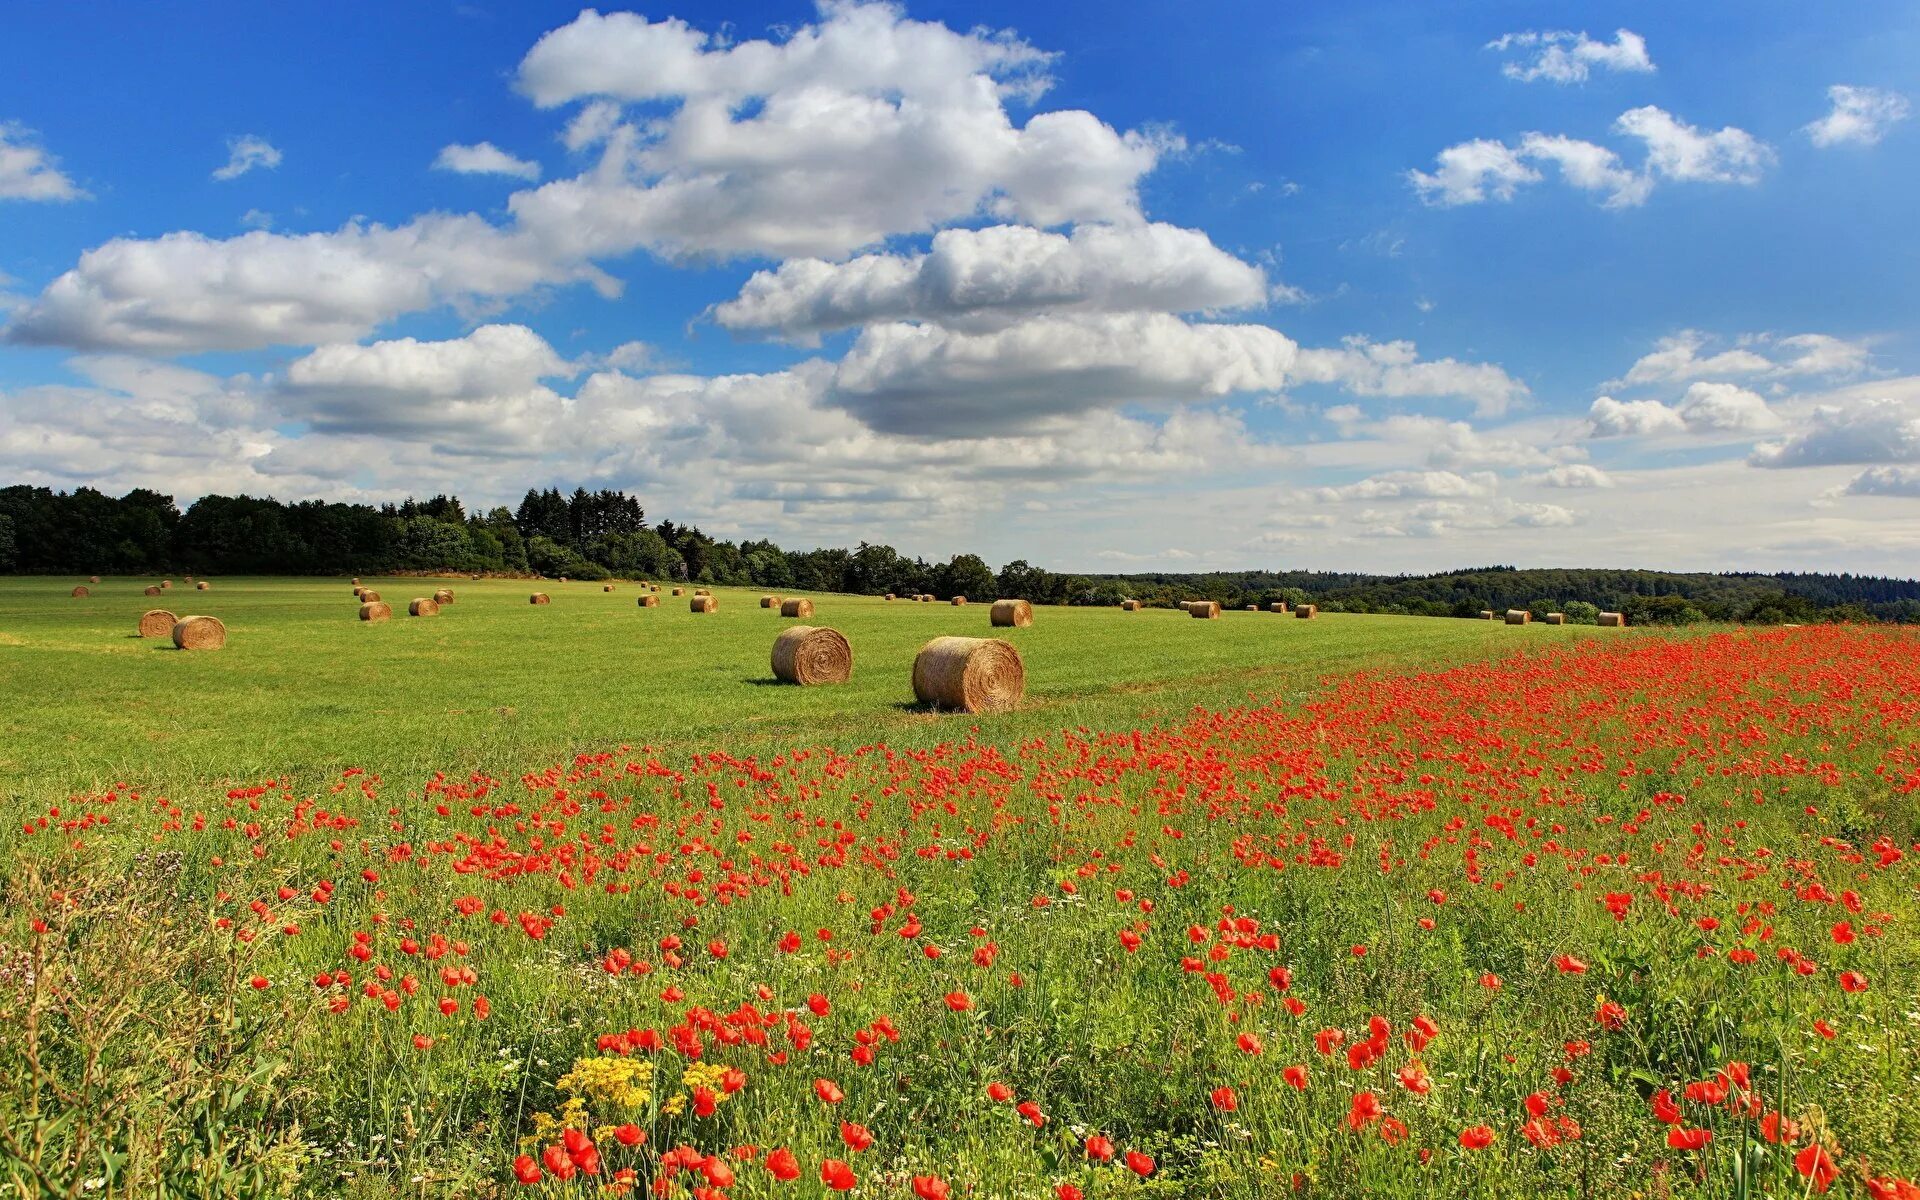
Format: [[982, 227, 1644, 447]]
[[760, 595, 779, 608], [433, 588, 454, 605], [351, 577, 360, 585], [884, 593, 896, 601], [1244, 604, 1259, 612], [1120, 599, 1141, 611], [359, 601, 392, 622], [1478, 610, 1495, 621], [780, 598, 814, 618], [1598, 611, 1626, 627], [1268, 601, 1288, 613], [353, 586, 366, 598], [695, 588, 712, 597], [88, 575, 100, 584], [159, 580, 172, 590], [1294, 604, 1318, 620], [529, 592, 551, 605], [672, 587, 685, 597], [951, 595, 967, 606], [71, 585, 90, 597], [559, 575, 569, 583], [920, 594, 934, 603], [1544, 612, 1566, 625], [771, 625, 853, 686], [143, 585, 161, 596], [690, 595, 717, 613], [912, 637, 1024, 714], [409, 597, 440, 617], [1504, 609, 1531, 625], [137, 609, 176, 638], [171, 615, 225, 650], [360, 590, 381, 603], [990, 599, 1033, 628], [1187, 600, 1220, 619], [637, 594, 658, 608], [195, 581, 210, 591], [603, 584, 615, 593]]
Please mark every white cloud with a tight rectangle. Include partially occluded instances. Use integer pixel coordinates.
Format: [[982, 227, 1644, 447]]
[[434, 141, 541, 180], [1515, 133, 1650, 207], [0, 121, 83, 201], [1290, 336, 1529, 417], [826, 311, 1296, 436], [1407, 139, 1539, 207], [1353, 498, 1577, 538], [278, 323, 575, 444], [4, 221, 617, 353], [1412, 107, 1769, 208], [1488, 29, 1654, 84], [1610, 329, 1870, 388], [1588, 383, 1778, 437], [1843, 465, 1920, 497], [1311, 470, 1498, 503], [1588, 395, 1687, 437], [712, 222, 1270, 341], [1805, 85, 1911, 148], [1614, 107, 1772, 185], [1529, 463, 1615, 488], [7, 3, 1175, 353], [212, 135, 282, 181], [1750, 398, 1920, 468]]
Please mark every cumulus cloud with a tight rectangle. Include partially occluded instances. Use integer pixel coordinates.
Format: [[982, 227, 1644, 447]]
[[1311, 470, 1498, 503], [1487, 29, 1654, 84], [712, 222, 1270, 341], [1323, 411, 1566, 470], [1610, 330, 1870, 388], [1749, 398, 1920, 468], [7, 3, 1175, 353], [0, 121, 84, 201], [1842, 465, 1920, 497], [434, 141, 541, 180], [1529, 464, 1614, 488], [4, 220, 617, 353], [1588, 383, 1778, 437], [212, 135, 282, 181], [826, 311, 1296, 437], [1411, 107, 1768, 208], [1353, 498, 1577, 538], [1290, 336, 1529, 416], [1614, 106, 1772, 184], [1805, 85, 1911, 148]]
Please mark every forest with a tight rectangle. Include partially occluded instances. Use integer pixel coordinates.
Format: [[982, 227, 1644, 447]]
[[4, 483, 1915, 624]]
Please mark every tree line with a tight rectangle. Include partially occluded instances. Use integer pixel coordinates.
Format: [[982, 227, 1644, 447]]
[[3, 484, 1915, 625]]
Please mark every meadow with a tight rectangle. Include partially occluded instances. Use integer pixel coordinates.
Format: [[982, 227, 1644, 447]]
[[2, 576, 1917, 1199]]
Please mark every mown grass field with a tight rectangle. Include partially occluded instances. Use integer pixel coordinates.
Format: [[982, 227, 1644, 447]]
[[0, 574, 1602, 798], [4, 576, 1918, 1200]]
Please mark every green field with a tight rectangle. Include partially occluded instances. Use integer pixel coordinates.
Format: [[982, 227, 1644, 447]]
[[0, 575, 1606, 798]]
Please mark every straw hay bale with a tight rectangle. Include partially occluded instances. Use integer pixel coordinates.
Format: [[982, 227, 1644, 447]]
[[1186, 600, 1220, 619], [171, 615, 225, 650], [159, 580, 172, 590], [1478, 610, 1495, 620], [196, 581, 210, 591], [884, 593, 896, 601], [637, 594, 658, 608], [1245, 604, 1259, 612], [760, 595, 779, 608], [781, 598, 814, 618], [144, 585, 162, 596], [771, 625, 853, 686], [1294, 604, 1317, 620], [360, 590, 381, 603], [1120, 599, 1141, 611], [409, 598, 440, 617], [1544, 612, 1566, 625], [88, 575, 100, 584], [359, 601, 391, 622], [990, 599, 1033, 628], [951, 596, 967, 606], [672, 587, 685, 597], [529, 592, 550, 605], [71, 585, 90, 597], [690, 595, 717, 613], [138, 609, 176, 637], [1598, 611, 1626, 627], [603, 584, 615, 593], [1269, 601, 1288, 613], [912, 636, 1024, 713], [351, 577, 360, 585], [433, 588, 454, 605], [1505, 609, 1531, 625]]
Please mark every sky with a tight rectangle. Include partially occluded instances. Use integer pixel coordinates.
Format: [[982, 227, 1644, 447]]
[[1, 1, 1916, 576]]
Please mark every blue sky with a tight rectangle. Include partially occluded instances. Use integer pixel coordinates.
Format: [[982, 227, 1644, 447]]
[[2, 1, 1916, 574]]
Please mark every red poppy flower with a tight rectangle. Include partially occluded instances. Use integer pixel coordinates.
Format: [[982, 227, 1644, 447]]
[[1458, 1126, 1494, 1150], [1125, 1150, 1155, 1177], [1210, 1085, 1239, 1111], [1085, 1134, 1115, 1162], [814, 1078, 844, 1104], [765, 1147, 801, 1182], [820, 1158, 857, 1191]]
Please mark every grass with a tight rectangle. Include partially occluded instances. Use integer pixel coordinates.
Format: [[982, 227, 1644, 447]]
[[0, 574, 1605, 798]]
